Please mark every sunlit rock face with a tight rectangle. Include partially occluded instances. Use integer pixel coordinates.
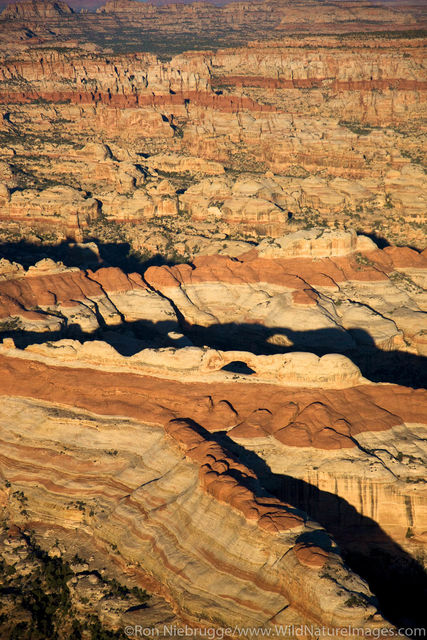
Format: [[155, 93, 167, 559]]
[[1, 230, 426, 360], [0, 10, 425, 248], [0, 228, 426, 631], [0, 346, 425, 629], [144, 230, 427, 361], [0, 0, 425, 634]]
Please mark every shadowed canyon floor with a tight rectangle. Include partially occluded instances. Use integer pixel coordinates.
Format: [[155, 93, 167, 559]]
[[0, 0, 426, 637]]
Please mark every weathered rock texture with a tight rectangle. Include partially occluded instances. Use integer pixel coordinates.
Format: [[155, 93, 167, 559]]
[[0, 1, 425, 631], [0, 230, 426, 630], [143, 230, 427, 360], [0, 352, 424, 629], [1, 0, 423, 47], [0, 20, 425, 247], [1, 230, 426, 361]]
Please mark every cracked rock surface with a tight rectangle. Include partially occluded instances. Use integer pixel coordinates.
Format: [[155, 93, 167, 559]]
[[0, 229, 425, 634]]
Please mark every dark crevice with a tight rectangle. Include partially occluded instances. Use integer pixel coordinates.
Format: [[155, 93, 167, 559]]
[[208, 430, 427, 630], [220, 361, 256, 375], [84, 270, 126, 324], [0, 240, 426, 627]]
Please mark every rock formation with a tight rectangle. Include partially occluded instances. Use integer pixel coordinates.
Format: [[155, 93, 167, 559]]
[[0, 232, 425, 633], [142, 230, 427, 361], [0, 11, 425, 247], [0, 389, 393, 630], [0, 1, 425, 635]]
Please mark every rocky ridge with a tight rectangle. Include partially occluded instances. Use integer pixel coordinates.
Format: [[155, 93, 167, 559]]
[[0, 231, 426, 631], [0, 391, 394, 631], [1, 230, 426, 360], [0, 31, 425, 247]]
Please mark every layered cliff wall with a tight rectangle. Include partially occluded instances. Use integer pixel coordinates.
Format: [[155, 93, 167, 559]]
[[0, 32, 425, 247], [0, 347, 425, 629], [0, 361, 396, 629], [0, 230, 426, 629]]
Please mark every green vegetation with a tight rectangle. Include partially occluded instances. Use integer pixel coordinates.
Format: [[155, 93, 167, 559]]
[[345, 594, 368, 608], [354, 252, 375, 267], [78, 25, 254, 57], [0, 317, 22, 334], [335, 29, 427, 40], [390, 271, 424, 293], [400, 150, 426, 169], [86, 216, 128, 244], [84, 216, 193, 266], [338, 121, 374, 136], [105, 578, 149, 604], [0, 531, 150, 639], [0, 536, 73, 638], [384, 193, 393, 209], [0, 130, 83, 152]]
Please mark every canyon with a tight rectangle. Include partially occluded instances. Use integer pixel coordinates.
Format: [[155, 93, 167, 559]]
[[0, 0, 425, 637], [0, 229, 426, 636], [0, 30, 425, 249]]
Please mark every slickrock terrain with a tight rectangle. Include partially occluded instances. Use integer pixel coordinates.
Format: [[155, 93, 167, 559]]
[[0, 338, 425, 629], [1, 229, 426, 366], [0, 0, 425, 249], [0, 230, 426, 635], [0, 0, 426, 636]]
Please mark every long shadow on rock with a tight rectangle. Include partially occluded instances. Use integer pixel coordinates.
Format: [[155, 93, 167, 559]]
[[1, 320, 426, 388], [361, 232, 390, 250], [1, 325, 426, 622], [184, 322, 427, 389], [0, 240, 183, 274], [2, 320, 183, 356], [211, 431, 427, 630], [1, 240, 426, 386]]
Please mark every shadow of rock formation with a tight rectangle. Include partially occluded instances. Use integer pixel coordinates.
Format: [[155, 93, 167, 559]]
[[0, 240, 185, 274], [0, 239, 426, 628], [3, 320, 425, 388], [210, 430, 427, 630], [184, 322, 427, 389]]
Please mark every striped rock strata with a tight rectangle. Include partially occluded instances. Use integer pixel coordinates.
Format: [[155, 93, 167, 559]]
[[0, 388, 389, 630], [3, 340, 365, 388], [144, 229, 427, 357], [0, 258, 180, 344], [0, 340, 425, 627], [1, 229, 426, 358], [0, 346, 424, 630], [0, 340, 425, 524], [0, 230, 426, 627], [0, 32, 425, 247]]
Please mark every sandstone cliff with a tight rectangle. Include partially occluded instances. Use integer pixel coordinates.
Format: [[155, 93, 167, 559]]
[[0, 31, 424, 247], [0, 2, 425, 632]]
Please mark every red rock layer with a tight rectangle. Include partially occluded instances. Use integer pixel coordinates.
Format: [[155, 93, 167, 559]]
[[0, 354, 425, 450], [3, 246, 421, 326], [165, 418, 306, 533], [145, 246, 427, 291], [0, 90, 278, 114], [0, 267, 145, 320], [294, 542, 329, 568]]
